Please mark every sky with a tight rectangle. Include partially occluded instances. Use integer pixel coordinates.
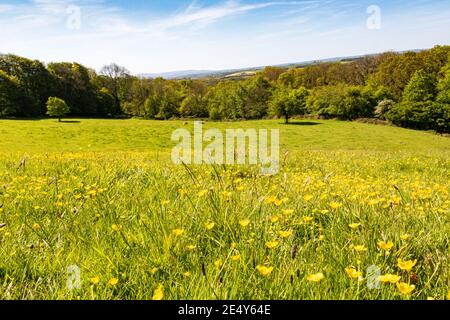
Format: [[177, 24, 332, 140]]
[[0, 0, 450, 74]]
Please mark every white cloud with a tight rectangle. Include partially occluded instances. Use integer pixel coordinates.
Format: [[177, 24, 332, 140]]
[[1, 0, 449, 74]]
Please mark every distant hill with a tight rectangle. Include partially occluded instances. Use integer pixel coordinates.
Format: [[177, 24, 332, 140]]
[[139, 70, 215, 80], [138, 50, 423, 80]]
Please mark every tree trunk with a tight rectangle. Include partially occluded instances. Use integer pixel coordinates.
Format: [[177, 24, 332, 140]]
[[58, 117, 61, 122], [285, 114, 289, 124]]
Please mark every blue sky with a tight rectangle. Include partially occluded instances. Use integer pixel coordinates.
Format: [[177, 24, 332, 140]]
[[0, 0, 449, 74]]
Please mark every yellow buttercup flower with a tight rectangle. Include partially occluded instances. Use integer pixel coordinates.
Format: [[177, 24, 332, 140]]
[[349, 223, 361, 229], [397, 259, 417, 272], [183, 272, 191, 278], [378, 241, 394, 251], [400, 234, 410, 241], [256, 265, 274, 276], [265, 241, 279, 249], [345, 267, 363, 279], [205, 222, 215, 230], [108, 278, 118, 286], [186, 245, 197, 251], [173, 228, 185, 236], [197, 189, 208, 197], [270, 216, 279, 223], [32, 223, 41, 231], [307, 273, 325, 283], [447, 290, 450, 300], [397, 282, 415, 295], [379, 274, 401, 284], [330, 202, 342, 209], [279, 230, 293, 238], [153, 285, 164, 300], [303, 194, 313, 202], [239, 219, 250, 228], [303, 216, 313, 223], [214, 259, 223, 269], [150, 268, 159, 274], [160, 200, 170, 205], [282, 209, 294, 216], [91, 276, 100, 285], [111, 224, 122, 231], [231, 254, 241, 261], [353, 245, 367, 252], [221, 191, 232, 198]]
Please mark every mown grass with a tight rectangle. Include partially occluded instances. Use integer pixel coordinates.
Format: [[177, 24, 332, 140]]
[[0, 119, 449, 300]]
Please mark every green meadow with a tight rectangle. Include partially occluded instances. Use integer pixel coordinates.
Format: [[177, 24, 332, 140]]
[[0, 119, 449, 300]]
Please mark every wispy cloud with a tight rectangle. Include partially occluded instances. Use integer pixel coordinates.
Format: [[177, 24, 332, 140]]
[[1, 0, 449, 74]]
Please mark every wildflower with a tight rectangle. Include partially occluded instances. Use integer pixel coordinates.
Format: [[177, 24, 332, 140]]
[[150, 268, 159, 274], [186, 245, 197, 251], [32, 223, 41, 231], [400, 234, 410, 241], [318, 235, 325, 241], [265, 241, 279, 249], [345, 267, 363, 279], [397, 259, 417, 272], [264, 196, 277, 205], [397, 282, 415, 295], [231, 254, 241, 261], [349, 223, 361, 229], [112, 224, 122, 231], [214, 259, 223, 270], [198, 189, 208, 197], [183, 272, 191, 278], [379, 274, 401, 284], [307, 273, 325, 283], [256, 265, 274, 276], [303, 194, 313, 202], [270, 216, 279, 223], [153, 285, 164, 300], [378, 241, 394, 251], [303, 216, 314, 223], [173, 229, 184, 236], [282, 209, 294, 216], [447, 290, 450, 300], [161, 200, 170, 205], [279, 230, 293, 238], [205, 222, 215, 231], [91, 276, 100, 285], [274, 199, 284, 207], [353, 245, 367, 252], [320, 209, 330, 214], [108, 278, 118, 286], [221, 191, 232, 198], [330, 202, 342, 209], [239, 219, 250, 228]]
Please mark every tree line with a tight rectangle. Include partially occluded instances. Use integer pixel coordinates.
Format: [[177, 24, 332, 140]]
[[1, 45, 449, 133]]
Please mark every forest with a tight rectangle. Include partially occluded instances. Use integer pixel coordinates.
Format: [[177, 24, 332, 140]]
[[1, 45, 450, 133]]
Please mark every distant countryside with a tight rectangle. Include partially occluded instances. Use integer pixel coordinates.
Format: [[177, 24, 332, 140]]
[[1, 45, 450, 133]]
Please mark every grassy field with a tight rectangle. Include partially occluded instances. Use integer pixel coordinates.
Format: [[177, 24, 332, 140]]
[[0, 119, 449, 300]]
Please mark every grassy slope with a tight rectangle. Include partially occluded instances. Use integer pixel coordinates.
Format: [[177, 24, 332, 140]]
[[0, 119, 449, 154], [0, 119, 449, 300]]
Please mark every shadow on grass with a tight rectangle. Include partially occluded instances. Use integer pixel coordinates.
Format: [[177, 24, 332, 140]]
[[285, 121, 322, 126], [60, 120, 81, 123]]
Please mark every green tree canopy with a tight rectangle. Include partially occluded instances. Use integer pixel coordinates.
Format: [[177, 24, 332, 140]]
[[46, 97, 70, 122]]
